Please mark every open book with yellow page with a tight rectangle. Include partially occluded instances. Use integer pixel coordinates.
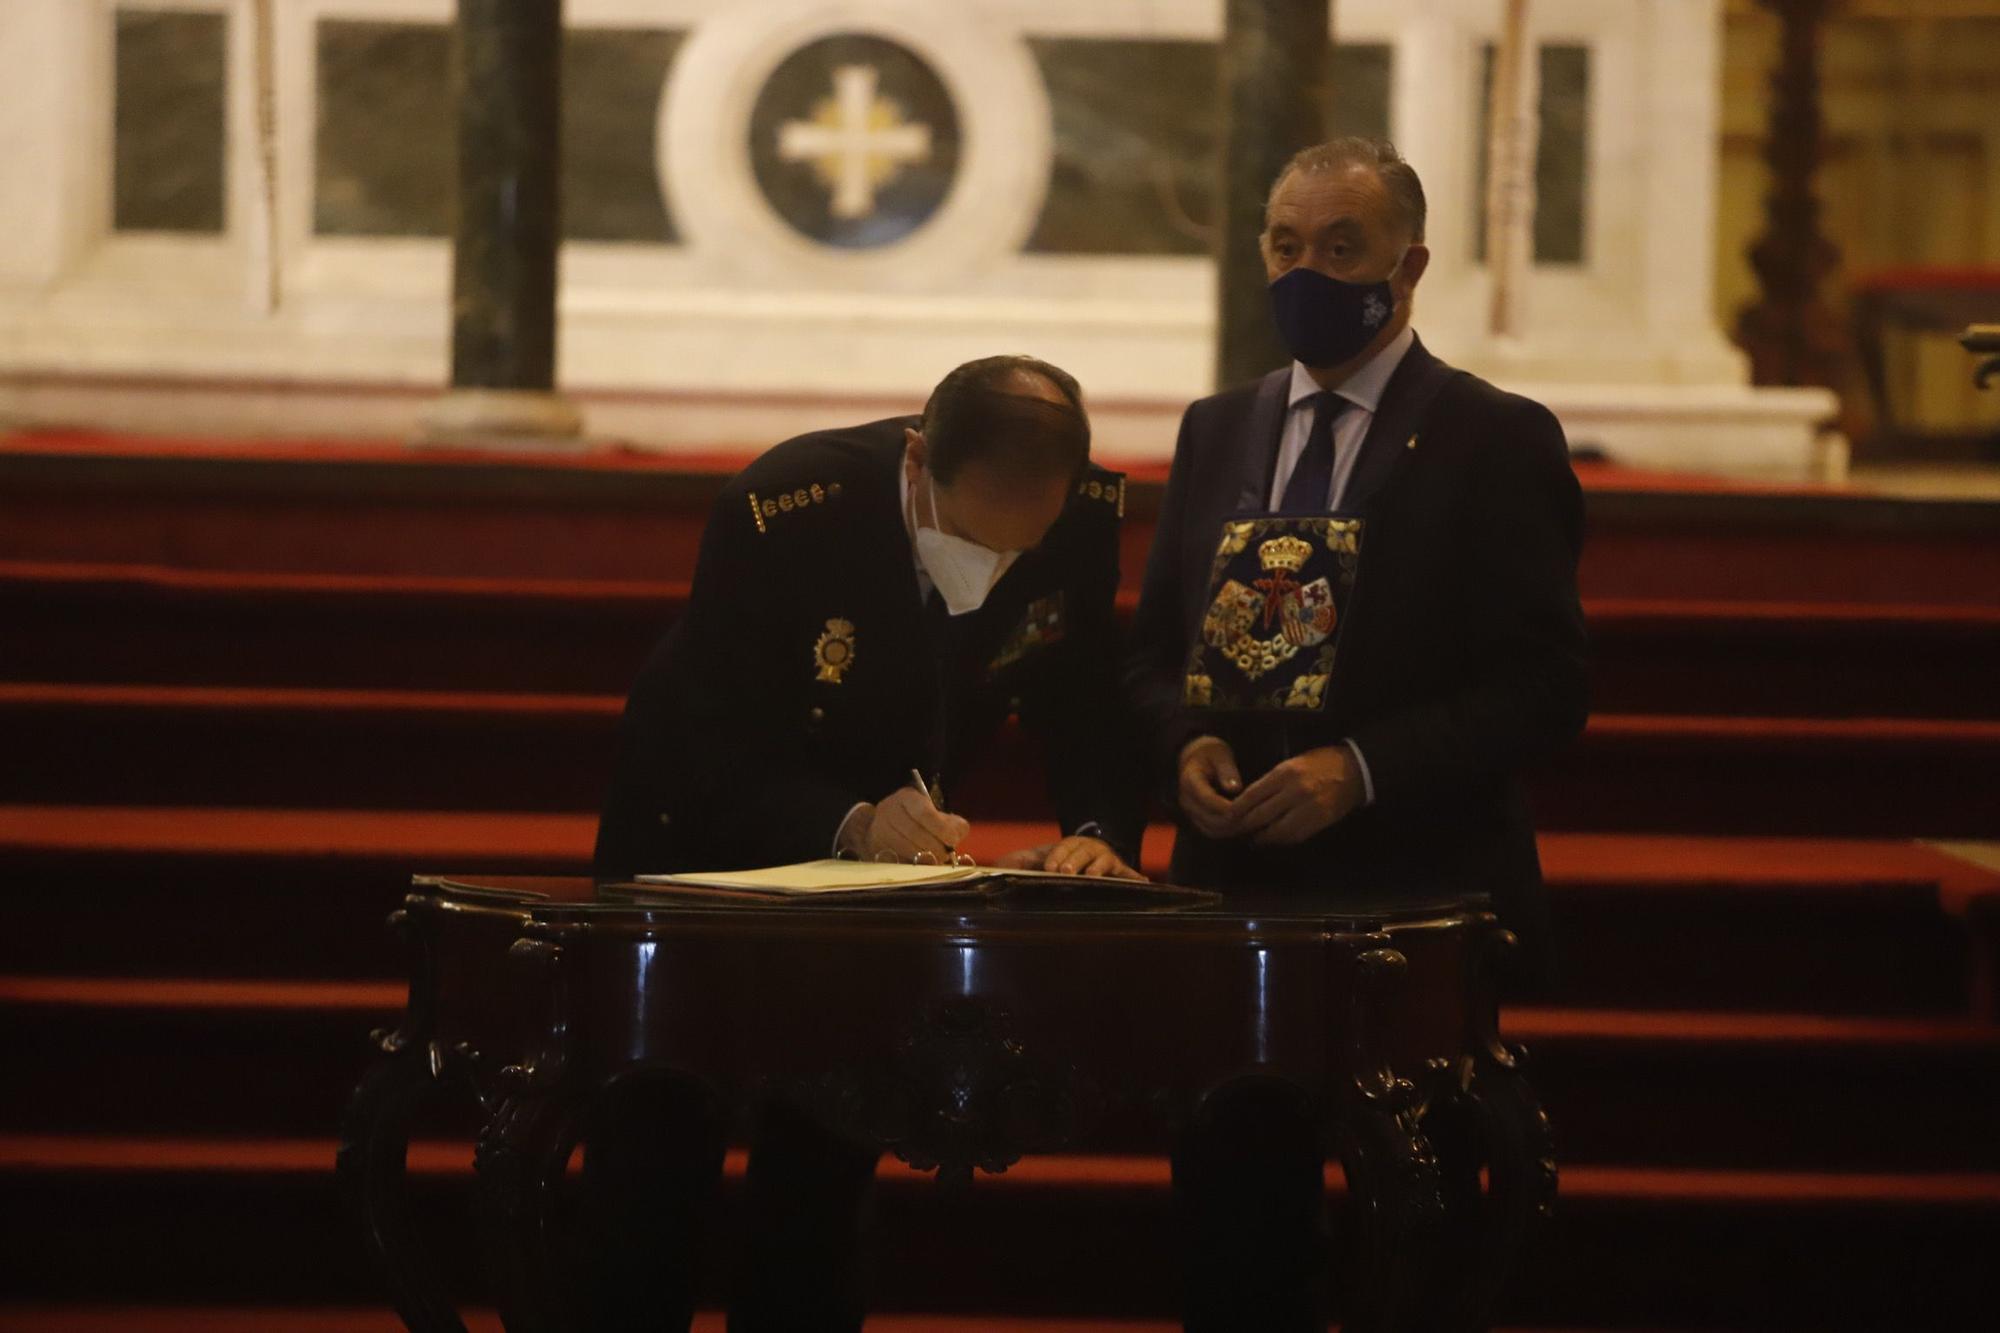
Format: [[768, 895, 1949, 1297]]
[[623, 859, 1217, 907], [636, 859, 992, 895]]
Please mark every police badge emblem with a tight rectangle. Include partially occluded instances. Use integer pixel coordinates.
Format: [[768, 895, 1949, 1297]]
[[813, 618, 857, 683], [1184, 516, 1362, 712]]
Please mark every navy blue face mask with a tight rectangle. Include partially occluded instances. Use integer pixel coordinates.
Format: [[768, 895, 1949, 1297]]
[[1268, 264, 1401, 368]]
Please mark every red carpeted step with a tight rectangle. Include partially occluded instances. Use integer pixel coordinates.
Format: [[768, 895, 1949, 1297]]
[[0, 1312, 1195, 1333], [24, 1312, 1596, 1333], [2, 977, 407, 1139], [0, 805, 599, 862], [4, 1135, 1997, 1325], [5, 809, 1992, 1008], [15, 1134, 2000, 1199], [1508, 1008, 2000, 1170], [0, 1134, 1181, 1315], [0, 559, 678, 695], [1582, 597, 2000, 718], [11, 560, 2000, 717], [11, 977, 2000, 1171], [0, 1309, 505, 1333], [0, 440, 735, 584], [9, 808, 1983, 900], [8, 682, 2000, 836], [1538, 833, 1995, 1013], [6, 436, 1999, 608], [0, 681, 624, 813], [1537, 713, 2000, 838], [0, 806, 597, 978], [1571, 490, 2000, 608]]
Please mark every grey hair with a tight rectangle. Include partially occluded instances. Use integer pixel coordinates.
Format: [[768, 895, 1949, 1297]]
[[1266, 137, 1428, 244]]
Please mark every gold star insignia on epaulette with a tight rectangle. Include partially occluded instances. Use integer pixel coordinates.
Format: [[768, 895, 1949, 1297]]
[[748, 482, 843, 534]]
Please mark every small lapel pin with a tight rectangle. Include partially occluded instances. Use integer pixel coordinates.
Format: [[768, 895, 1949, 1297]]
[[1406, 435, 1419, 450]]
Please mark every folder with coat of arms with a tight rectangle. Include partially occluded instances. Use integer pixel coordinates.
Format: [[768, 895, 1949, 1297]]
[[1183, 515, 1363, 713]]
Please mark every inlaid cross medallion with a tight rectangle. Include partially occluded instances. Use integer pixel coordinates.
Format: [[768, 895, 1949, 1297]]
[[778, 64, 933, 220]]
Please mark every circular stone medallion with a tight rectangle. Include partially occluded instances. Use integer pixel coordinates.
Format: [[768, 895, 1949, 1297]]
[[747, 33, 961, 250]]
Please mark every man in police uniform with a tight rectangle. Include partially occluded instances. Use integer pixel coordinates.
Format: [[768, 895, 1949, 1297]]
[[586, 354, 1141, 1331], [595, 353, 1141, 882]]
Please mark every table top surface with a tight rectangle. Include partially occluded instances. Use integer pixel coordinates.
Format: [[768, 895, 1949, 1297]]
[[414, 872, 1486, 929]]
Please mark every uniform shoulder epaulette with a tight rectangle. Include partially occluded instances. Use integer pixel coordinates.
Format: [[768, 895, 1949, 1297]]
[[744, 477, 846, 535], [1072, 467, 1127, 520]]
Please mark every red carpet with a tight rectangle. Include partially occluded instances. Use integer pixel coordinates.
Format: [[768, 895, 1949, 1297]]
[[0, 1312, 1178, 1333], [4, 431, 1999, 1328], [3, 807, 1995, 900], [14, 1133, 2000, 1206], [0, 1312, 1680, 1333]]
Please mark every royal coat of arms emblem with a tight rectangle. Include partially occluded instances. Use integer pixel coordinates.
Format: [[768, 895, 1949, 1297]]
[[1184, 516, 1362, 712]]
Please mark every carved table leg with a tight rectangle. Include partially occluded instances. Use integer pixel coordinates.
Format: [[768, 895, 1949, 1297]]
[[1334, 946, 1445, 1333], [476, 1075, 589, 1331], [336, 905, 469, 1333], [1412, 927, 1559, 1332], [473, 934, 586, 1333]]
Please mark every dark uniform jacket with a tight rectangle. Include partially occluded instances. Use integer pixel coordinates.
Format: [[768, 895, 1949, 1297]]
[[594, 417, 1139, 879], [1124, 336, 1588, 966]]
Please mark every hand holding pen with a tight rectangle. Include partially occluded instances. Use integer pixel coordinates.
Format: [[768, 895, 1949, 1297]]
[[903, 768, 977, 865], [837, 771, 971, 864]]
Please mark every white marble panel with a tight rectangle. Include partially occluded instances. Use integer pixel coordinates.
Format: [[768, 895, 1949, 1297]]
[[0, 0, 1835, 477]]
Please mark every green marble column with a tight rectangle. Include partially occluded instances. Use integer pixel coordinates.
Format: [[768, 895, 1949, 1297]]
[[422, 0, 581, 445], [1213, 0, 1330, 389]]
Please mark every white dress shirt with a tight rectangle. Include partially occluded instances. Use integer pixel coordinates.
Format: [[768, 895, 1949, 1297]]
[[1261, 324, 1416, 807], [1267, 323, 1415, 510]]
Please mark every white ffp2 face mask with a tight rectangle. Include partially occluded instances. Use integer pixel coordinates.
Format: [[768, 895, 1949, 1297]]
[[914, 476, 1018, 616]]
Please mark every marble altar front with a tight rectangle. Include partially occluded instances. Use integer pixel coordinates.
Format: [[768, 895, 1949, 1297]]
[[0, 0, 1837, 476]]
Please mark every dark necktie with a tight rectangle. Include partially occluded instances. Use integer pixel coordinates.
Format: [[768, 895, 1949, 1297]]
[[1277, 392, 1350, 514]]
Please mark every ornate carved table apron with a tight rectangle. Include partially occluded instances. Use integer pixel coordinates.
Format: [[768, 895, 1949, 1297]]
[[339, 874, 1555, 1333]]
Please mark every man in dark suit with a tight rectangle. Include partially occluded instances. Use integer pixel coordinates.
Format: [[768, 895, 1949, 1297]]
[[588, 354, 1142, 1332], [1125, 138, 1588, 1329]]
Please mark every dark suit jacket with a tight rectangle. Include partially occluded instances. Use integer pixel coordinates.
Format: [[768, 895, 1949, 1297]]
[[594, 418, 1139, 879], [1125, 336, 1588, 964]]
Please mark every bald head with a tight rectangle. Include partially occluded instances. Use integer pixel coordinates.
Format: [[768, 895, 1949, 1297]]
[[918, 354, 1090, 488]]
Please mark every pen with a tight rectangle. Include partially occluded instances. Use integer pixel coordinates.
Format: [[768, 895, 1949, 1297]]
[[910, 767, 956, 855]]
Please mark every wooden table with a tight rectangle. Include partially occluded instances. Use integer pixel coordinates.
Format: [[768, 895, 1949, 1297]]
[[338, 873, 1554, 1332]]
